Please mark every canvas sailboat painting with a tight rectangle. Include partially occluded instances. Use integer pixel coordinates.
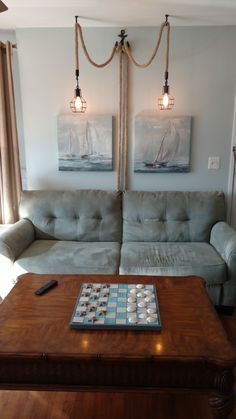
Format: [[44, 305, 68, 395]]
[[58, 115, 113, 171], [134, 115, 191, 173]]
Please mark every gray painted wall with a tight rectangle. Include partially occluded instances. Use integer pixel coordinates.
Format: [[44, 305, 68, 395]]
[[15, 26, 236, 192]]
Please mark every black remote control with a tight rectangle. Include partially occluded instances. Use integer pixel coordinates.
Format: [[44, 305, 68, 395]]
[[34, 279, 58, 295]]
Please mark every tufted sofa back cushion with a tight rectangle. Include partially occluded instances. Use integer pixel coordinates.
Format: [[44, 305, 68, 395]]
[[123, 191, 226, 242], [19, 190, 122, 242]]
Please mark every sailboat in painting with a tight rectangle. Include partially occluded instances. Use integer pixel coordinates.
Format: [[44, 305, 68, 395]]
[[81, 121, 97, 159], [134, 115, 191, 173], [144, 121, 180, 168], [81, 121, 110, 164], [66, 129, 79, 158], [58, 115, 113, 171]]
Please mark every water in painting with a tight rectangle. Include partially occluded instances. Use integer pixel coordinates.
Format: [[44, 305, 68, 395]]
[[58, 114, 113, 171], [134, 114, 191, 173]]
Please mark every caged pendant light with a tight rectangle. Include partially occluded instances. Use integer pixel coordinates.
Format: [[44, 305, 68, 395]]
[[158, 70, 174, 110], [67, 14, 175, 191], [123, 14, 175, 111], [158, 15, 174, 110], [70, 16, 87, 113]]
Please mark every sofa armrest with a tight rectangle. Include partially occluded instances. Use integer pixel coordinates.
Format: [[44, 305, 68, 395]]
[[0, 219, 35, 298], [0, 219, 35, 260], [210, 221, 236, 306], [210, 222, 236, 265]]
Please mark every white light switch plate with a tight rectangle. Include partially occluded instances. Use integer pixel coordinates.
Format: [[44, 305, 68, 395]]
[[208, 157, 220, 170]]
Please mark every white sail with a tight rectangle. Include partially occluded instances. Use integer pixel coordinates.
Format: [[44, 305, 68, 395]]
[[145, 121, 180, 167], [65, 129, 79, 157]]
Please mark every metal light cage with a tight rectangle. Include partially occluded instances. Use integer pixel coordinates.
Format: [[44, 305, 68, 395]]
[[158, 92, 174, 110], [70, 92, 87, 113], [158, 69, 175, 110]]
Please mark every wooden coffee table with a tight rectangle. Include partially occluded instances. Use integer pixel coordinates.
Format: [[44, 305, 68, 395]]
[[0, 274, 235, 419]]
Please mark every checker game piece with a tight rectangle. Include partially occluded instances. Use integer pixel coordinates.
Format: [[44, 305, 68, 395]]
[[70, 282, 161, 331]]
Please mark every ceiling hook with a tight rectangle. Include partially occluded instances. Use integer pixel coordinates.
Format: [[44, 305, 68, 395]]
[[118, 29, 128, 45]]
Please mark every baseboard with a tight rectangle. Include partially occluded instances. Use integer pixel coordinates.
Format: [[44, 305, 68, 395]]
[[215, 305, 234, 316]]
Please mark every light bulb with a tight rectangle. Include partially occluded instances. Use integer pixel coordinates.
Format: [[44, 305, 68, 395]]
[[75, 95, 82, 110], [158, 89, 174, 110], [162, 93, 169, 108]]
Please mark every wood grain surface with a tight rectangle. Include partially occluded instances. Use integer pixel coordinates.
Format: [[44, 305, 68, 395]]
[[0, 274, 234, 362], [0, 273, 235, 419]]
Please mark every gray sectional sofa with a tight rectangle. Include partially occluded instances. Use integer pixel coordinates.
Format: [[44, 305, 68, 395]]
[[0, 189, 236, 309]]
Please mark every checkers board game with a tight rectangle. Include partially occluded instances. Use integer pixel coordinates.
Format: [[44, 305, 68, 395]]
[[70, 283, 161, 331]]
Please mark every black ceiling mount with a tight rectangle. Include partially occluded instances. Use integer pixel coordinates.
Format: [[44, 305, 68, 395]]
[[118, 29, 128, 45]]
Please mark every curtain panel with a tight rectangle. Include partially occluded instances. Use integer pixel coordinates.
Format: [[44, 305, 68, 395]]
[[0, 41, 22, 224]]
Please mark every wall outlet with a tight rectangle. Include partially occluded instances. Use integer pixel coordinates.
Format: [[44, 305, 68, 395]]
[[208, 157, 220, 170]]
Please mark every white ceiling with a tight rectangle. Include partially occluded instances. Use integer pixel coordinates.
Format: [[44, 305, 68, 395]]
[[1, 0, 236, 29]]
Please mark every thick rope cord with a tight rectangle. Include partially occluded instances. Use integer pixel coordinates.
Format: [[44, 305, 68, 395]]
[[74, 19, 171, 191], [123, 21, 168, 69], [75, 21, 79, 69], [165, 22, 170, 72], [117, 44, 123, 191], [76, 22, 117, 68], [123, 45, 129, 191]]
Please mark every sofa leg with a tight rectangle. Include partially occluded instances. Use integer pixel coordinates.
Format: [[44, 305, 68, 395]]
[[215, 306, 234, 316]]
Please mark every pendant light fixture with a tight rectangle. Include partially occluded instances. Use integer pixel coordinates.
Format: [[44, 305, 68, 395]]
[[68, 14, 176, 191], [158, 70, 174, 110], [70, 16, 87, 113], [158, 15, 174, 110]]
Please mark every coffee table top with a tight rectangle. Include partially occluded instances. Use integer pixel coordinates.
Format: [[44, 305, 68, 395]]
[[0, 274, 235, 367]]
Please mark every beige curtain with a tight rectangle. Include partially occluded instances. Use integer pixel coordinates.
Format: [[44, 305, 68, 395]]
[[0, 41, 22, 224]]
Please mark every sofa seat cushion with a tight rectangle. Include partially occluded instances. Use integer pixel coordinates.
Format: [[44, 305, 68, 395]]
[[13, 240, 120, 277], [120, 242, 226, 285]]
